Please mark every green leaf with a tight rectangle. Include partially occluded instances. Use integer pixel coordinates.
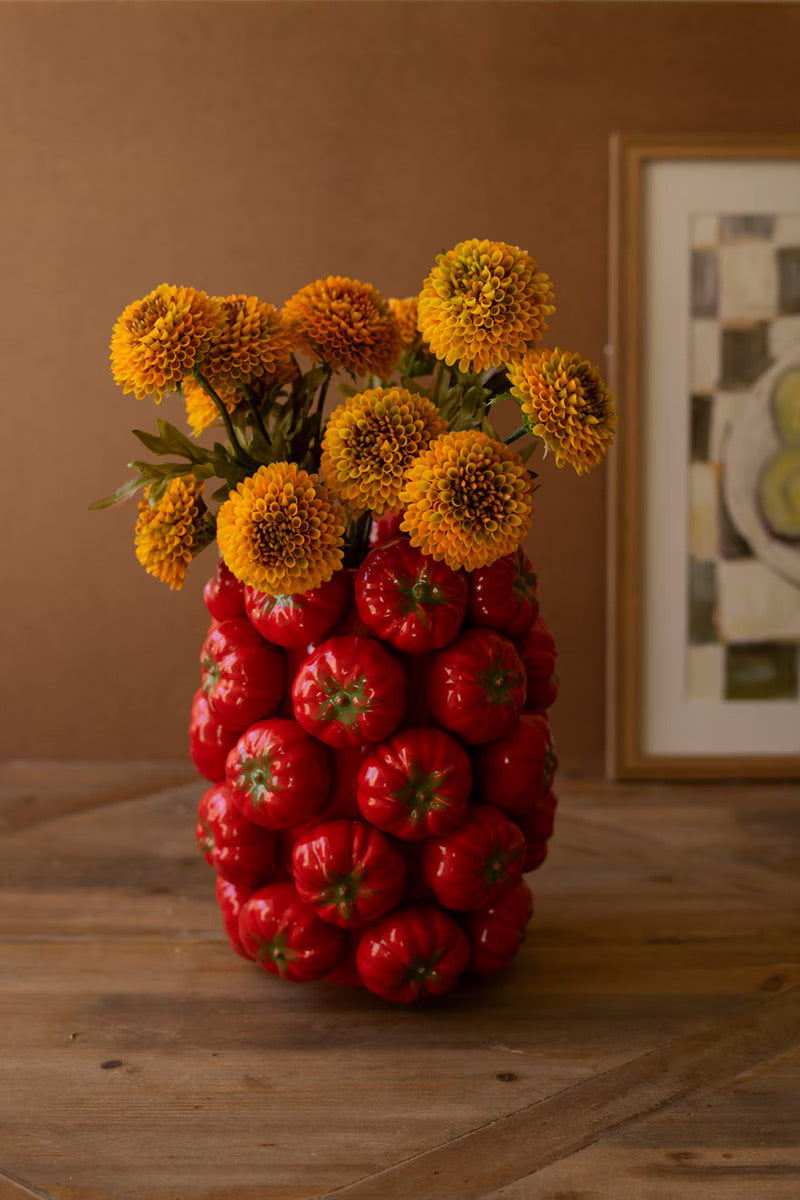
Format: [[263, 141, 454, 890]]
[[89, 477, 146, 510]]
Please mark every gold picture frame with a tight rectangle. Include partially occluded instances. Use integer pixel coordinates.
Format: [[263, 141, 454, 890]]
[[608, 134, 800, 779]]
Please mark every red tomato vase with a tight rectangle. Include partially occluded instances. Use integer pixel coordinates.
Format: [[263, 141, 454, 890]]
[[192, 539, 560, 1004]]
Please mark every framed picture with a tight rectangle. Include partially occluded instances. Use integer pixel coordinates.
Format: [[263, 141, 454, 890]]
[[608, 134, 800, 779]]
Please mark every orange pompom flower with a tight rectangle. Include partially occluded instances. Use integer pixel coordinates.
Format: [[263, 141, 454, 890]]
[[134, 476, 214, 590], [283, 276, 401, 377], [111, 284, 222, 402]]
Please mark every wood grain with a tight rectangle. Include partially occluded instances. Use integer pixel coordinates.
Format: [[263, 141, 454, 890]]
[[0, 764, 798, 1199]]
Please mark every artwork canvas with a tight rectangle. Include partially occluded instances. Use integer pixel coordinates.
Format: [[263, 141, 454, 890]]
[[609, 136, 800, 778]]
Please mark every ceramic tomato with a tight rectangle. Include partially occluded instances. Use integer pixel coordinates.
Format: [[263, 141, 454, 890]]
[[238, 882, 345, 982], [215, 876, 254, 959], [422, 804, 525, 911], [324, 932, 365, 988], [188, 689, 244, 782], [244, 569, 351, 649], [203, 560, 246, 622], [354, 538, 468, 653], [515, 792, 558, 865], [196, 782, 277, 889], [474, 713, 557, 815], [467, 549, 539, 638], [357, 727, 472, 840], [292, 819, 406, 928], [225, 718, 331, 830], [292, 635, 406, 747], [356, 905, 471, 1004], [368, 509, 405, 547], [469, 880, 534, 975], [200, 618, 284, 730], [428, 628, 526, 745], [517, 615, 559, 712]]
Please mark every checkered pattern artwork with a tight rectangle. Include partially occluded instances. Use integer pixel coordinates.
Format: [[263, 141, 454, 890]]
[[687, 213, 800, 702]]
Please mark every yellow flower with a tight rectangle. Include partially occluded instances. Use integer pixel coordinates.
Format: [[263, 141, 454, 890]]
[[417, 238, 555, 373], [111, 284, 222, 402], [283, 276, 401, 377], [399, 430, 534, 571], [321, 386, 445, 515], [508, 348, 616, 475], [199, 294, 295, 389], [389, 297, 421, 349], [135, 476, 214, 591], [216, 463, 345, 594], [183, 378, 240, 437]]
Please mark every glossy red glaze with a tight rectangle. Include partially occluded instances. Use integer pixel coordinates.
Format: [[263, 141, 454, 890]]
[[467, 549, 539, 638], [355, 538, 468, 654], [428, 628, 526, 745], [292, 636, 406, 747], [515, 791, 558, 846], [292, 819, 406, 928], [200, 618, 284, 730], [215, 876, 254, 959], [368, 509, 405, 547], [356, 904, 471, 1004], [469, 880, 534, 975], [422, 804, 525, 911], [188, 689, 243, 782], [516, 615, 559, 712], [357, 726, 472, 840], [244, 569, 351, 649], [473, 713, 557, 815], [203, 560, 246, 622], [238, 882, 345, 982], [195, 782, 276, 889], [225, 718, 331, 831]]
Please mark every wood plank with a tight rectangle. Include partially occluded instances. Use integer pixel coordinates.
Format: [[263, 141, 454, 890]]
[[485, 1047, 800, 1199]]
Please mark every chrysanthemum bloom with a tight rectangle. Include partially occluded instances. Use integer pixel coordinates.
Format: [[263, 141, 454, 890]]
[[283, 276, 401, 377], [198, 295, 295, 389], [389, 297, 420, 349], [321, 386, 445, 515], [183, 378, 240, 437], [508, 348, 616, 475], [110, 284, 222, 402], [400, 430, 534, 571], [417, 239, 555, 374], [216, 463, 346, 594], [135, 476, 214, 591]]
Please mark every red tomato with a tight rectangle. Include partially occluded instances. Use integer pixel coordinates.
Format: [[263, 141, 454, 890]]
[[225, 718, 331, 830], [215, 876, 254, 959], [188, 689, 243, 782], [422, 804, 525, 911], [238, 882, 345, 982], [356, 905, 471, 1004], [515, 791, 557, 847], [196, 782, 277, 888], [357, 727, 472, 840], [292, 636, 406, 747], [292, 819, 406, 928], [473, 713, 558, 815], [467, 549, 539, 638], [203, 560, 246, 622], [355, 538, 468, 653], [325, 932, 366, 988], [244, 570, 351, 649], [428, 628, 526, 745], [469, 880, 534, 975], [200, 618, 284, 730], [517, 615, 559, 712], [324, 744, 371, 820], [522, 840, 548, 872], [368, 509, 405, 547]]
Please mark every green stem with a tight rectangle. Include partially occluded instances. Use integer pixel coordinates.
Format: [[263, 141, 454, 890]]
[[242, 383, 271, 446], [431, 360, 444, 402], [193, 367, 256, 468], [503, 424, 528, 445], [314, 365, 332, 415]]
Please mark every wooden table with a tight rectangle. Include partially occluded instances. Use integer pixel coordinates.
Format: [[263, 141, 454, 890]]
[[1, 762, 798, 1199]]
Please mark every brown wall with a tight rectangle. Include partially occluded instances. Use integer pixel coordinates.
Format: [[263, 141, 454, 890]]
[[2, 1, 799, 772]]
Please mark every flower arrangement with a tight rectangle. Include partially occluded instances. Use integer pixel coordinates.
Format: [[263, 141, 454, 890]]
[[96, 237, 615, 1003]]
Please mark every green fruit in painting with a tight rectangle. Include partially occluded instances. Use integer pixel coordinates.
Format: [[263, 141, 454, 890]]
[[772, 370, 800, 445], [758, 448, 800, 540]]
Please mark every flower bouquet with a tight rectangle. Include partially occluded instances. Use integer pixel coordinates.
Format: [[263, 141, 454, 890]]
[[95, 238, 615, 1003]]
